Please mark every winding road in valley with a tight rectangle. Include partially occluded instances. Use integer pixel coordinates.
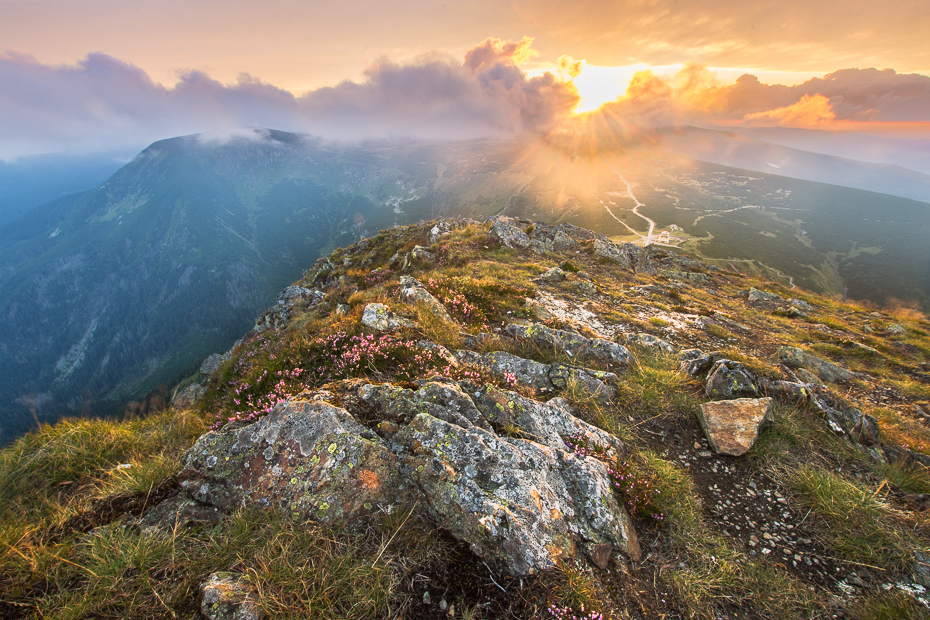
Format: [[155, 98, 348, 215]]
[[601, 157, 656, 245]]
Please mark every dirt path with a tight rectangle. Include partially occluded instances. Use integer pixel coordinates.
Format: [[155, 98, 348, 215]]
[[601, 156, 656, 245]]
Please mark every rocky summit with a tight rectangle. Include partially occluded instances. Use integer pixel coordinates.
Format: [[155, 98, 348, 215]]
[[3, 216, 930, 619]]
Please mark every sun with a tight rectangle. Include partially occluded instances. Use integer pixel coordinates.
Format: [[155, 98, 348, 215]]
[[558, 63, 657, 114]]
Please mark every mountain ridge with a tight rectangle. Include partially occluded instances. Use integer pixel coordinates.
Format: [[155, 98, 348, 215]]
[[2, 215, 928, 619], [2, 128, 928, 444]]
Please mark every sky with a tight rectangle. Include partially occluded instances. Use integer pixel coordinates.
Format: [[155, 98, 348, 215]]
[[1, 0, 929, 160]]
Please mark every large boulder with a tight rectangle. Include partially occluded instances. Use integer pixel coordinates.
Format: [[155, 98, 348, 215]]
[[179, 398, 413, 520], [161, 381, 641, 576], [698, 398, 774, 456]]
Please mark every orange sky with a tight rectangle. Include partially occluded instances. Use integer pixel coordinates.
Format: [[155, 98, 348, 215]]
[[1, 1, 929, 158], [1, 0, 928, 93]]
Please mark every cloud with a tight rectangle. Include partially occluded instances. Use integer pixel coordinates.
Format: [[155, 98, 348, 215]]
[[0, 39, 579, 159], [742, 94, 836, 127], [590, 65, 930, 130]]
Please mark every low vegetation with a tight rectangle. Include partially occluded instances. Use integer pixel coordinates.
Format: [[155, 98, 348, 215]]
[[2, 218, 929, 619]]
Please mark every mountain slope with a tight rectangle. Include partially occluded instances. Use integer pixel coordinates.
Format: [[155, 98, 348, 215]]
[[657, 126, 930, 203], [2, 217, 928, 619], [3, 129, 928, 442]]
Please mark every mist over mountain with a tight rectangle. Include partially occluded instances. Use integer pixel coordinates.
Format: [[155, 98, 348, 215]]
[[0, 151, 133, 225], [712, 125, 930, 177], [656, 127, 930, 203], [1, 128, 928, 443]]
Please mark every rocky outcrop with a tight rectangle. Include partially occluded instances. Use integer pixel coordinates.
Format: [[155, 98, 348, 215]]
[[254, 286, 324, 333], [361, 303, 415, 331], [454, 349, 617, 400], [399, 276, 454, 323], [698, 398, 774, 456], [811, 393, 880, 445], [624, 333, 676, 354], [504, 323, 633, 368], [705, 360, 760, 399], [487, 218, 531, 249], [775, 347, 856, 383], [593, 239, 636, 271], [200, 572, 262, 620], [161, 380, 641, 576], [748, 288, 782, 303]]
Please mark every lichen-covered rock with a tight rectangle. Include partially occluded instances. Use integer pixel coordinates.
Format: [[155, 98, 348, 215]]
[[389, 402, 640, 574], [759, 379, 811, 405], [179, 399, 414, 520], [593, 239, 634, 270], [775, 347, 856, 383], [698, 398, 774, 456], [199, 353, 226, 376], [428, 221, 453, 244], [157, 380, 641, 576], [454, 349, 617, 400], [254, 286, 323, 332], [200, 572, 262, 620], [748, 288, 782, 303], [504, 323, 633, 368], [705, 360, 759, 399], [634, 250, 656, 276], [471, 387, 622, 454], [810, 394, 879, 445], [399, 276, 455, 323], [487, 218, 531, 249], [535, 267, 566, 283], [361, 303, 415, 331], [886, 323, 907, 336], [624, 333, 676, 354], [172, 383, 206, 409], [678, 349, 715, 377], [410, 245, 435, 262]]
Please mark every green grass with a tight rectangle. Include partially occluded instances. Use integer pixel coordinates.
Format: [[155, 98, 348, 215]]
[[614, 347, 699, 421], [790, 465, 924, 571], [0, 408, 207, 525], [747, 402, 825, 467], [848, 590, 929, 620]]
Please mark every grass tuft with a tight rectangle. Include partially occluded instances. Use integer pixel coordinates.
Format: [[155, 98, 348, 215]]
[[790, 465, 924, 571]]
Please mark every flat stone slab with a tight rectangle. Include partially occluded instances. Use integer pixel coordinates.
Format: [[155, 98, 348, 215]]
[[698, 398, 774, 456]]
